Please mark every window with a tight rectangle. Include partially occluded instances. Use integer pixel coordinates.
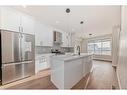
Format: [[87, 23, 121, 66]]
[[94, 41, 101, 55], [102, 41, 111, 55], [87, 42, 94, 53], [87, 39, 112, 55]]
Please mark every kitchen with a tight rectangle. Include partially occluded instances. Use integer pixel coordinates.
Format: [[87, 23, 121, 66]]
[[0, 6, 126, 90]]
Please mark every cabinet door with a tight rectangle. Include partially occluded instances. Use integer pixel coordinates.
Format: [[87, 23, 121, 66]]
[[0, 7, 20, 32], [21, 14, 35, 35], [35, 60, 39, 74], [83, 56, 93, 77], [35, 21, 43, 46], [62, 32, 72, 47], [43, 29, 53, 46], [64, 58, 83, 89], [45, 55, 51, 68], [35, 21, 53, 46], [68, 32, 72, 47], [62, 32, 68, 47]]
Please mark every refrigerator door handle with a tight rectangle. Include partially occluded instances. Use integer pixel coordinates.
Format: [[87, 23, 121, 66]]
[[19, 26, 21, 32], [19, 34, 21, 61], [2, 61, 33, 67], [21, 27, 23, 32]]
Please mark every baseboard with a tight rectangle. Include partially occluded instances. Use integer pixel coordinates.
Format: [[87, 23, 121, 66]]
[[84, 66, 93, 89], [116, 70, 121, 89], [84, 72, 91, 89], [93, 59, 112, 62]]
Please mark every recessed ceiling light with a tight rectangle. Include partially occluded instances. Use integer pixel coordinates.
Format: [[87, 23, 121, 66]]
[[66, 8, 71, 13], [80, 21, 84, 24]]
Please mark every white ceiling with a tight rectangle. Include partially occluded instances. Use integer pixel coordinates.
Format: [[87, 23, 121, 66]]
[[14, 6, 121, 37]]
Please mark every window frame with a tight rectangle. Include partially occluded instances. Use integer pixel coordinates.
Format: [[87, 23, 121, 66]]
[[87, 38, 112, 56]]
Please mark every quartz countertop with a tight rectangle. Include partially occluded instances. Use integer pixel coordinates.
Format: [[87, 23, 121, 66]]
[[51, 53, 93, 61], [35, 53, 55, 60]]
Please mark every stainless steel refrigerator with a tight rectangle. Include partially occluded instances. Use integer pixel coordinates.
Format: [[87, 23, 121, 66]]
[[0, 30, 35, 85]]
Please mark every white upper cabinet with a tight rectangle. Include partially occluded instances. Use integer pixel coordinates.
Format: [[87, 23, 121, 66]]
[[0, 7, 21, 32], [62, 32, 68, 47], [68, 32, 72, 47], [20, 13, 35, 34], [62, 31, 72, 47], [35, 21, 53, 46], [0, 7, 35, 35]]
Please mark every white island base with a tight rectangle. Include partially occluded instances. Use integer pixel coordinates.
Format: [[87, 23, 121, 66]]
[[50, 53, 93, 89]]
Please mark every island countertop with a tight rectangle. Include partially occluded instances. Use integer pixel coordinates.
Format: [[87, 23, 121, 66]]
[[51, 53, 93, 61]]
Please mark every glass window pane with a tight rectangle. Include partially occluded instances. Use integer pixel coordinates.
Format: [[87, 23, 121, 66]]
[[94, 50, 101, 55], [88, 43, 94, 51], [87, 42, 94, 53], [94, 41, 101, 55], [87, 39, 112, 55], [102, 41, 111, 55], [102, 51, 111, 55]]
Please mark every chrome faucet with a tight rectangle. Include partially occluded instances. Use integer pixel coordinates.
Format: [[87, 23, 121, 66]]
[[77, 45, 80, 55]]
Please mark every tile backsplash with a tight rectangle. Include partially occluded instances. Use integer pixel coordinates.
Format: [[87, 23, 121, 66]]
[[35, 45, 74, 54], [35, 46, 52, 54]]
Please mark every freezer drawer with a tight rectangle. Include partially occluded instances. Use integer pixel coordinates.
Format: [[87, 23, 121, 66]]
[[2, 61, 35, 85], [23, 61, 35, 77]]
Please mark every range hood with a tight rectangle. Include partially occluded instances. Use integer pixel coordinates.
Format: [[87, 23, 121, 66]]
[[53, 31, 62, 44]]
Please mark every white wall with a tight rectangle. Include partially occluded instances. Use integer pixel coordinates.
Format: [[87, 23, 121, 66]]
[[112, 25, 121, 66], [117, 6, 127, 89]]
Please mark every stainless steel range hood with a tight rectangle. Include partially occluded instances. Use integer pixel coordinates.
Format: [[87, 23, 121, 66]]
[[53, 31, 62, 44]]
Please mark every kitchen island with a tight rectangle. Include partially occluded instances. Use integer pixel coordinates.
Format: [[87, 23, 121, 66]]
[[50, 53, 93, 89]]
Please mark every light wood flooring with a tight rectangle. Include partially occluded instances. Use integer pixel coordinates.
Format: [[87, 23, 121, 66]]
[[0, 60, 116, 89], [86, 60, 114, 89]]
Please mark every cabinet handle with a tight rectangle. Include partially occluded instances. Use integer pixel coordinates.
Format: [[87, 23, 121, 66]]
[[21, 27, 23, 32], [19, 26, 20, 32]]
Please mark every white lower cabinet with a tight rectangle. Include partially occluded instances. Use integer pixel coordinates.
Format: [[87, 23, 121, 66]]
[[35, 56, 48, 73], [83, 56, 93, 77], [64, 59, 83, 89], [35, 54, 53, 73]]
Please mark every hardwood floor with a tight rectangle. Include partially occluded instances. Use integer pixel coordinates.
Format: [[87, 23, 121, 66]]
[[7, 76, 57, 89], [0, 69, 51, 89], [86, 60, 113, 89], [0, 60, 115, 90]]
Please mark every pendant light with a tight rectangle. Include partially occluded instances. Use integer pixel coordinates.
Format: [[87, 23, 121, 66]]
[[80, 20, 85, 39], [65, 8, 71, 47]]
